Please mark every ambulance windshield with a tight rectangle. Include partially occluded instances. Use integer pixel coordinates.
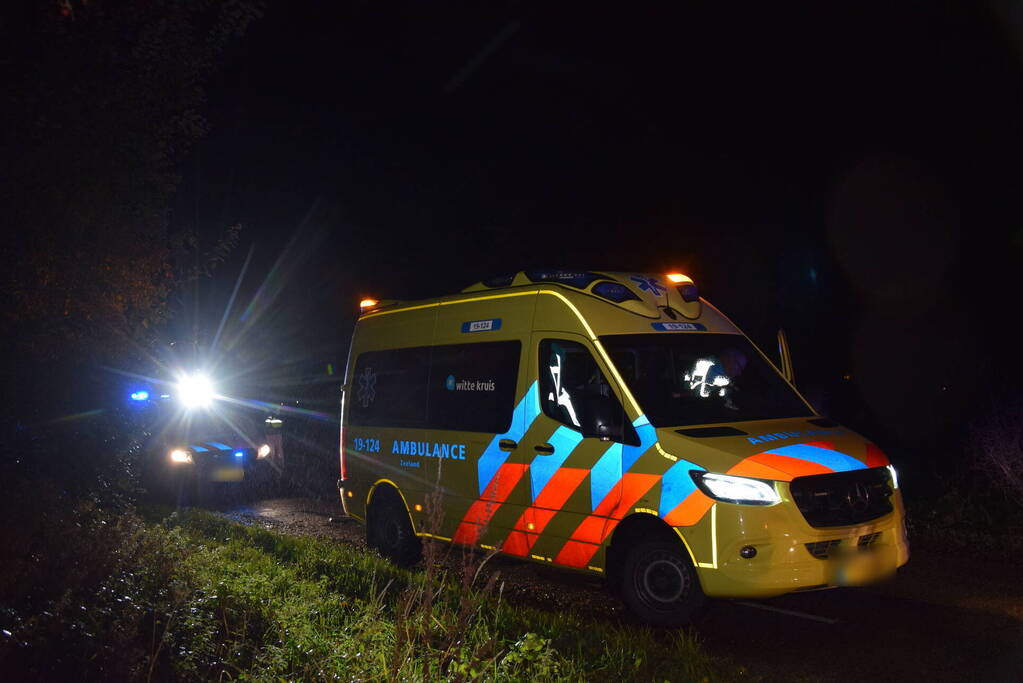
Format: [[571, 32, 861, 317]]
[[600, 333, 812, 427]]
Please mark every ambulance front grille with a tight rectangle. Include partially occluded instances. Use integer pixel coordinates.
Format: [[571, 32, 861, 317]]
[[790, 467, 893, 528], [805, 533, 883, 560], [858, 532, 882, 548], [805, 540, 841, 559]]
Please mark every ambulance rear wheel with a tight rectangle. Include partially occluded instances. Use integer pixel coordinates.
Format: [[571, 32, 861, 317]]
[[367, 489, 421, 567], [620, 540, 706, 627]]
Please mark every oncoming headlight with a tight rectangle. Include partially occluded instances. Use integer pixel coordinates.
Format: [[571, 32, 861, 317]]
[[169, 449, 193, 464], [690, 471, 780, 505], [257, 444, 271, 459], [177, 373, 214, 409]]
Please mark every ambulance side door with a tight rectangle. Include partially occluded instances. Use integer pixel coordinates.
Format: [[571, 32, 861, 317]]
[[517, 333, 638, 561], [433, 339, 536, 546]]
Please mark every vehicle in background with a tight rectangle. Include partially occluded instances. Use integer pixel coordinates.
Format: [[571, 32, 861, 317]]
[[134, 370, 283, 503]]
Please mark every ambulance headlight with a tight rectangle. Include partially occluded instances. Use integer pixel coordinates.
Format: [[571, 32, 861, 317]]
[[177, 373, 214, 409], [257, 444, 271, 459], [169, 449, 193, 464], [690, 471, 780, 505], [887, 464, 900, 489]]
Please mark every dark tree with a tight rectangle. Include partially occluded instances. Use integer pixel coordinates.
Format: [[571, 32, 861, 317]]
[[0, 0, 260, 424]]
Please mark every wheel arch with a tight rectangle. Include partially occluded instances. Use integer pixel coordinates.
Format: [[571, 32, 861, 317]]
[[366, 479, 416, 531], [605, 513, 695, 586]]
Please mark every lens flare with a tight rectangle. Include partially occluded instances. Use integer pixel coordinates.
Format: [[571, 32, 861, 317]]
[[178, 373, 214, 409]]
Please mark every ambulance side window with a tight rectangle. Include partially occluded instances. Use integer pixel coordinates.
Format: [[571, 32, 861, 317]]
[[427, 341, 521, 433], [348, 347, 430, 428], [538, 339, 638, 445]]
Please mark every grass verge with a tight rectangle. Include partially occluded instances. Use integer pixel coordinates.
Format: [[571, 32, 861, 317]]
[[2, 505, 730, 681]]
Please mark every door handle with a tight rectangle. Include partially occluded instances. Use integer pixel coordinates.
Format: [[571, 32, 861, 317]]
[[534, 443, 555, 455], [498, 438, 517, 452]]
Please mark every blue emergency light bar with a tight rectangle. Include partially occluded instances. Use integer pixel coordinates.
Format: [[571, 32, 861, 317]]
[[129, 390, 150, 401]]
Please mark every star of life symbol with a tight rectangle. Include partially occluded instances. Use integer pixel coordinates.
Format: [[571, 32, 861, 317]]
[[357, 367, 377, 408], [630, 275, 666, 296]]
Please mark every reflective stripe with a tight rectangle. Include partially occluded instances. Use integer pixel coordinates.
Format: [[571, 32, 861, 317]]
[[453, 463, 529, 545], [529, 426, 582, 502], [590, 415, 658, 513], [554, 539, 601, 568], [663, 490, 715, 527], [501, 530, 532, 556], [622, 415, 657, 472], [589, 443, 622, 511], [505, 467, 589, 556], [762, 443, 866, 473], [741, 452, 831, 480], [865, 443, 889, 467], [477, 381, 540, 495], [533, 467, 589, 511], [658, 459, 704, 518]]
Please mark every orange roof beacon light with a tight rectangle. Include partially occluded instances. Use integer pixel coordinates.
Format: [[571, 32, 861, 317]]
[[667, 272, 700, 304], [666, 272, 691, 284], [359, 298, 379, 311]]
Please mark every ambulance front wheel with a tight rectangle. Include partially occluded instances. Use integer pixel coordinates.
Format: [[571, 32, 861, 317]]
[[367, 488, 422, 567], [620, 540, 706, 627]]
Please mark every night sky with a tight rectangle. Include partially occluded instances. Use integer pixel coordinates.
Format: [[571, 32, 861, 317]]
[[173, 2, 1023, 469]]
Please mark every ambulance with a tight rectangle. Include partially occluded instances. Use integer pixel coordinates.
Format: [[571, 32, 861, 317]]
[[338, 270, 909, 625]]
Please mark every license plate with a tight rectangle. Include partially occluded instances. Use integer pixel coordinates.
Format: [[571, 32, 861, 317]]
[[828, 545, 896, 586], [212, 467, 244, 482]]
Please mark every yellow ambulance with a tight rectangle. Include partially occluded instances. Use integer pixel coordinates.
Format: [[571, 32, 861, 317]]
[[338, 270, 909, 625]]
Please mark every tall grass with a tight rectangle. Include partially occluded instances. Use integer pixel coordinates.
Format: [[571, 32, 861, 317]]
[[162, 511, 724, 681], [1, 505, 728, 681]]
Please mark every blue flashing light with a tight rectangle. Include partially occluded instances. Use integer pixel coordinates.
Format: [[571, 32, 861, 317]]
[[593, 281, 641, 303], [130, 390, 150, 401], [234, 451, 244, 458], [677, 283, 699, 302]]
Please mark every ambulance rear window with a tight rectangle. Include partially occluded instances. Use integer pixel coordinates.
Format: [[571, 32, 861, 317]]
[[349, 347, 431, 428], [601, 333, 812, 427], [348, 341, 520, 433]]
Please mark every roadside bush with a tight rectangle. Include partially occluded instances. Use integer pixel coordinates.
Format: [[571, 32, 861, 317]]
[[0, 501, 192, 680], [969, 399, 1023, 508], [905, 397, 1023, 559]]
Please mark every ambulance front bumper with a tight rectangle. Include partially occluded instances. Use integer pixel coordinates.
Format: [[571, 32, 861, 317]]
[[683, 490, 910, 599]]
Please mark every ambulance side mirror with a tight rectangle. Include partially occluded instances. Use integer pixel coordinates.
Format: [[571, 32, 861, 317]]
[[777, 329, 795, 385]]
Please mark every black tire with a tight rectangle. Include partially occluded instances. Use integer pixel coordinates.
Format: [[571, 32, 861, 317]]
[[367, 489, 422, 567], [620, 540, 706, 627]]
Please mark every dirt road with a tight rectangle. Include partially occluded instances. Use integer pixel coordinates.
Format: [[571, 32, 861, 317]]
[[222, 498, 1023, 682]]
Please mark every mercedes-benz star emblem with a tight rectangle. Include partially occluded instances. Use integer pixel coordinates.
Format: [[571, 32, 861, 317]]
[[846, 481, 871, 512]]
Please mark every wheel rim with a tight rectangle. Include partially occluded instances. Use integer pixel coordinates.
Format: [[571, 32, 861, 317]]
[[635, 549, 690, 610], [380, 515, 401, 550]]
